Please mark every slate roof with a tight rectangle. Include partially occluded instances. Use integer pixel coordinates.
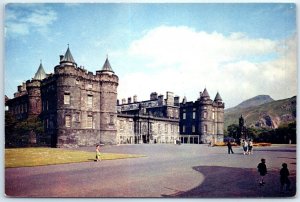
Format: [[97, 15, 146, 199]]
[[214, 92, 223, 102], [101, 57, 114, 73], [201, 88, 210, 98], [33, 62, 47, 80], [61, 47, 76, 64]]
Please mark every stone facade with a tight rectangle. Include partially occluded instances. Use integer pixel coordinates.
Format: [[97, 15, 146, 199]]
[[117, 92, 180, 144], [180, 89, 225, 144], [5, 47, 225, 148], [6, 47, 118, 148]]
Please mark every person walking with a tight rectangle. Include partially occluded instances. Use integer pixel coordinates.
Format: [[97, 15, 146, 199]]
[[96, 144, 101, 162], [227, 141, 234, 154], [242, 139, 248, 155], [257, 158, 267, 186], [280, 163, 291, 192], [248, 140, 253, 154]]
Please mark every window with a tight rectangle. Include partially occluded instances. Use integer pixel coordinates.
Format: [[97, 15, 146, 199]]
[[171, 125, 174, 133], [182, 125, 186, 133], [212, 112, 215, 120], [192, 125, 196, 133], [76, 113, 81, 122], [24, 104, 27, 112], [183, 113, 186, 120], [165, 124, 168, 133], [193, 112, 196, 119], [204, 125, 207, 133], [158, 124, 161, 134], [174, 109, 178, 118], [203, 111, 207, 119], [129, 121, 133, 130], [87, 115, 93, 128], [64, 93, 70, 105], [65, 115, 71, 127], [120, 120, 124, 130], [87, 95, 93, 108], [110, 115, 114, 125]]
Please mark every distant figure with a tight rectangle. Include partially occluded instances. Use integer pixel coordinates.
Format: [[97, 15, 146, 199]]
[[96, 145, 101, 162], [248, 140, 253, 154], [227, 141, 234, 154], [257, 158, 267, 185], [280, 163, 291, 192], [242, 140, 248, 155]]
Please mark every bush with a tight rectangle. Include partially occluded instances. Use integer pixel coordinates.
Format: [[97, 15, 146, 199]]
[[253, 142, 272, 147], [214, 142, 238, 146]]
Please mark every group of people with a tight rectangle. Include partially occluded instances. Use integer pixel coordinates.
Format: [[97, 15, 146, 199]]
[[226, 139, 253, 155], [241, 139, 253, 155], [257, 158, 291, 193]]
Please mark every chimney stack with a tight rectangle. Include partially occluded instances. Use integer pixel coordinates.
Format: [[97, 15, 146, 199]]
[[133, 95, 137, 103]]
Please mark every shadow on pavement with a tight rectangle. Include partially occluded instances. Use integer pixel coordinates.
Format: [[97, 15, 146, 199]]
[[162, 166, 296, 198]]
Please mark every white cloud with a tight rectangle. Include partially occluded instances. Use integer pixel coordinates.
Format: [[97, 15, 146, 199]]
[[5, 5, 57, 37], [117, 26, 297, 108]]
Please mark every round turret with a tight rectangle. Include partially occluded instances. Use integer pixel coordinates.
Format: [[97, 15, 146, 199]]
[[98, 57, 119, 144]]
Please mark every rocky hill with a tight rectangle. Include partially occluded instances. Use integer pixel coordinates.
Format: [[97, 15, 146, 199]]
[[224, 96, 296, 129]]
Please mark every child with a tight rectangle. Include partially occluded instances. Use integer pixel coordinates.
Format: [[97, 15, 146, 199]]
[[257, 158, 267, 185], [242, 140, 248, 155], [248, 140, 253, 155], [96, 145, 101, 162], [280, 163, 291, 192]]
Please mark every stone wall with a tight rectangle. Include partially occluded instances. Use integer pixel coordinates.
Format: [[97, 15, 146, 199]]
[[117, 114, 179, 144]]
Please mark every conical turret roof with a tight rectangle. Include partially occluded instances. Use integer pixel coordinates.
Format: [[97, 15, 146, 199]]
[[33, 62, 47, 80], [101, 57, 114, 73], [214, 92, 222, 102], [61, 46, 76, 64], [201, 88, 210, 98]]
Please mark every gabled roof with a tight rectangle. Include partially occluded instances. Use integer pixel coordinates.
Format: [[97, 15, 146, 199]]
[[101, 57, 114, 73], [201, 88, 210, 98], [61, 47, 76, 64], [214, 92, 222, 102], [33, 62, 47, 80]]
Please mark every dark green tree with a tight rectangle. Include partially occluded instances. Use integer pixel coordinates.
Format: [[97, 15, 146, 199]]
[[5, 113, 44, 147], [227, 124, 239, 139]]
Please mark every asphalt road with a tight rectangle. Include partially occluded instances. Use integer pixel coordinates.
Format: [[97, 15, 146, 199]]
[[5, 144, 297, 198]]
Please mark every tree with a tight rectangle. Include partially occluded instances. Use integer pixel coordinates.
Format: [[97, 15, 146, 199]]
[[5, 113, 44, 147], [5, 111, 18, 147], [227, 124, 239, 139]]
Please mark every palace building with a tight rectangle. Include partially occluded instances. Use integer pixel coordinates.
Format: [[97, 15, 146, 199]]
[[5, 47, 224, 147]]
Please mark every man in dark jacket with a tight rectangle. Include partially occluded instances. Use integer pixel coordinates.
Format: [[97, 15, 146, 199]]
[[227, 141, 234, 154]]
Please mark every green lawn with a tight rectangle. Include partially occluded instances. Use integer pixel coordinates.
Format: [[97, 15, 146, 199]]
[[5, 147, 145, 168]]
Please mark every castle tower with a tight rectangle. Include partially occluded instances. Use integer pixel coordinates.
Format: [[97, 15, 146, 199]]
[[54, 46, 87, 147], [26, 61, 46, 116], [198, 88, 214, 143], [213, 92, 225, 143], [97, 56, 119, 144]]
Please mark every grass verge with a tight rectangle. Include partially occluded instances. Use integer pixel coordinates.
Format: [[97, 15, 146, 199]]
[[5, 147, 145, 168]]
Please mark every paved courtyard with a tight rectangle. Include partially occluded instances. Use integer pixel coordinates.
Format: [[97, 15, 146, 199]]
[[5, 144, 296, 198]]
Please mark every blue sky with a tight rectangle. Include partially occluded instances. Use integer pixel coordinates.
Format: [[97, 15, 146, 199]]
[[4, 3, 297, 108]]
